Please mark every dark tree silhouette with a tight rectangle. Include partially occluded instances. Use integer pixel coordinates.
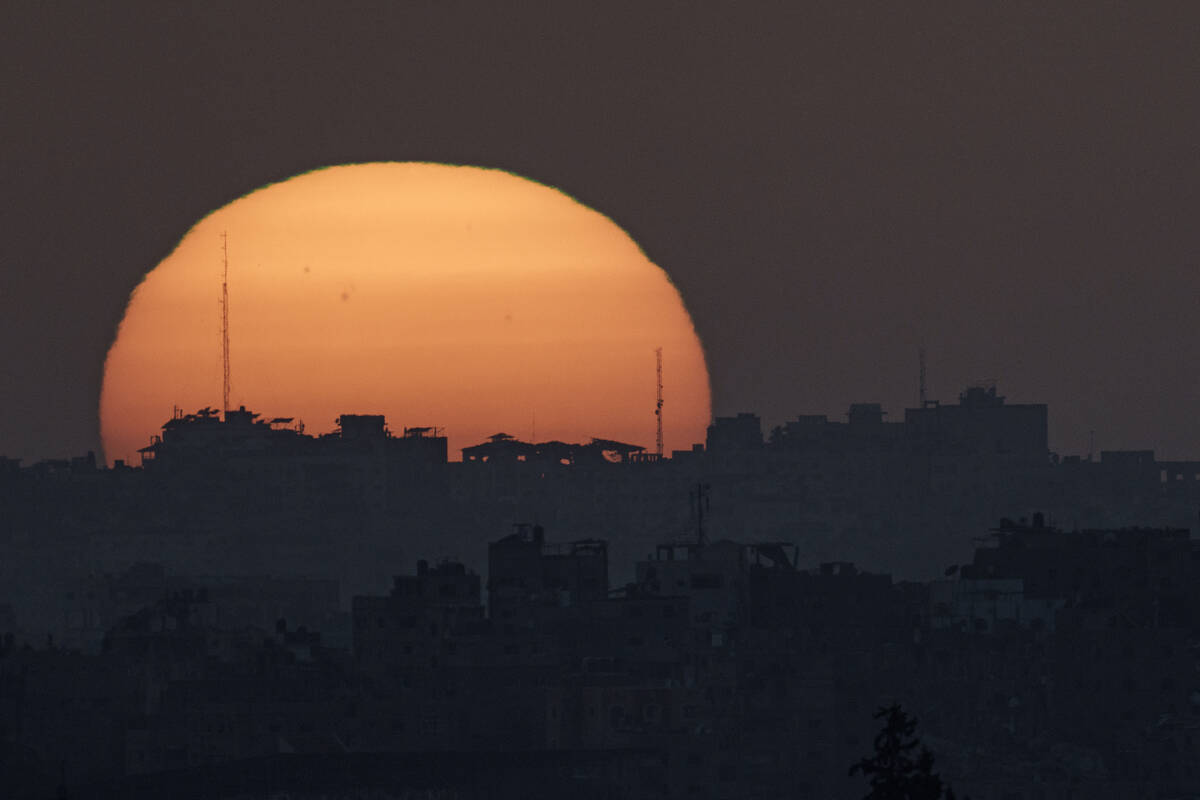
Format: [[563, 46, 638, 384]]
[[849, 704, 964, 800]]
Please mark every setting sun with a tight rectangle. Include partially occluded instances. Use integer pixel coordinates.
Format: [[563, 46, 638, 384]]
[[99, 163, 711, 464]]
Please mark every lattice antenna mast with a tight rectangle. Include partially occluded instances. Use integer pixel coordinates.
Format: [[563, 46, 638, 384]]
[[655, 347, 664, 457], [918, 345, 927, 406], [220, 232, 231, 419]]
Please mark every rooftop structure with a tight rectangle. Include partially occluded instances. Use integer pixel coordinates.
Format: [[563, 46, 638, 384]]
[[136, 405, 448, 469], [462, 435, 644, 466]]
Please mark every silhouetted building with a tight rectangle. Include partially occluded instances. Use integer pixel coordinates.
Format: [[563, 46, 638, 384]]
[[905, 384, 1048, 458], [706, 413, 763, 452], [488, 524, 608, 627], [352, 559, 483, 668]]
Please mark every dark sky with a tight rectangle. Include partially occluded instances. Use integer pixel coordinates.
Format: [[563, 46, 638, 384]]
[[4, 3, 1200, 461]]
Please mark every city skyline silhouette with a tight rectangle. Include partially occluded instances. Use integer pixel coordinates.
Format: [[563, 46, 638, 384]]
[[5, 5, 1200, 798]]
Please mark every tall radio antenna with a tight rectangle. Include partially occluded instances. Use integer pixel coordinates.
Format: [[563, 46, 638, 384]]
[[220, 232, 231, 418], [655, 347, 664, 457]]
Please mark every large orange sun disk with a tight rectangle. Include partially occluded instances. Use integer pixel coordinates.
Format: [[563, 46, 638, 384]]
[[100, 163, 711, 464]]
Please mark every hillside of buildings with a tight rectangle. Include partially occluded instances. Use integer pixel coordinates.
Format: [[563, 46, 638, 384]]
[[2, 518, 1199, 798]]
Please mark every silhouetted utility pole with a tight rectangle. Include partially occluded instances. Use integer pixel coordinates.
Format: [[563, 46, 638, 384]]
[[220, 232, 231, 418], [655, 347, 664, 457]]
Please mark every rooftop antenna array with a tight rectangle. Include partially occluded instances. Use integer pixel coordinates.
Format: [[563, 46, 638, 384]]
[[655, 347, 664, 457], [220, 232, 231, 419]]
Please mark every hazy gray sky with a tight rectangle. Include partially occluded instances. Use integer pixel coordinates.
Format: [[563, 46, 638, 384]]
[[3, 3, 1200, 460]]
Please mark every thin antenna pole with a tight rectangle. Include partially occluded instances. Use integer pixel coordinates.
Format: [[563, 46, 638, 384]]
[[918, 345, 927, 406], [221, 232, 231, 418], [655, 347, 664, 457]]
